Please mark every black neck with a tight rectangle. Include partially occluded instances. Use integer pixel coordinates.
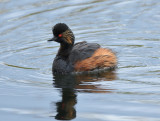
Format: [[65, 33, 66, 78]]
[[57, 43, 73, 58]]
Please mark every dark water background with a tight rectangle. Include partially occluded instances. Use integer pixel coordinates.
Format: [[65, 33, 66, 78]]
[[0, 0, 160, 121]]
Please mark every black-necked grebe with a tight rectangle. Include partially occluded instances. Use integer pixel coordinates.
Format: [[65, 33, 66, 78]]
[[48, 23, 117, 74]]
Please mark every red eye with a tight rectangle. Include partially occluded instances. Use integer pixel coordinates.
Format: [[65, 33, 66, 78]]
[[58, 34, 62, 37]]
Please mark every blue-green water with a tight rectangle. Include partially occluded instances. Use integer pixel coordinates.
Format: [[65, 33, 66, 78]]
[[0, 0, 160, 121]]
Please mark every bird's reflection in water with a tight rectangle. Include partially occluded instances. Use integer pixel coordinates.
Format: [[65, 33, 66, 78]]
[[55, 88, 77, 120], [53, 70, 116, 120]]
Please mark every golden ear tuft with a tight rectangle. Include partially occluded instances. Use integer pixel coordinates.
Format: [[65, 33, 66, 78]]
[[66, 37, 73, 44], [63, 30, 74, 44]]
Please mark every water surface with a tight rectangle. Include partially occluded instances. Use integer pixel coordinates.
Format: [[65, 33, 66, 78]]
[[0, 0, 160, 121]]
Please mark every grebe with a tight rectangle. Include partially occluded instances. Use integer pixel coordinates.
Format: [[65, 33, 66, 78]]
[[48, 23, 117, 74]]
